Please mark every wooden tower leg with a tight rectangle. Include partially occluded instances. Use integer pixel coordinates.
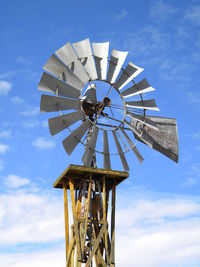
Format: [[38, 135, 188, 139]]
[[110, 184, 116, 267], [63, 181, 69, 262]]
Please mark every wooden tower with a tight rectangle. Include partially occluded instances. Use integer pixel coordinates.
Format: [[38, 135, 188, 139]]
[[54, 164, 129, 267]]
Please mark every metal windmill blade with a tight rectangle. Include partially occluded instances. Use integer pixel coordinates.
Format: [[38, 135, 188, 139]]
[[121, 78, 155, 98], [38, 72, 80, 99], [55, 42, 90, 84], [43, 54, 84, 90], [40, 94, 80, 112], [107, 49, 128, 84], [38, 38, 179, 171], [92, 42, 109, 80], [72, 38, 98, 81], [48, 111, 85, 136], [114, 61, 143, 90]]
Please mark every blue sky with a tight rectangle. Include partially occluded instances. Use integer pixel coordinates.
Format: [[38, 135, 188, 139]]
[[0, 0, 200, 266]]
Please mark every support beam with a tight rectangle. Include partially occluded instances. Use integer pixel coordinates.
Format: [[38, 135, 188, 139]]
[[63, 181, 69, 261], [110, 184, 116, 267]]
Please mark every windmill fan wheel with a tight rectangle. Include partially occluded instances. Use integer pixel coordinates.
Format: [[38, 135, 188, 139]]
[[38, 38, 178, 171]]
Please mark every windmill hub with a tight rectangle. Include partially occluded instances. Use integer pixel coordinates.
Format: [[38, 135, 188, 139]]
[[81, 96, 111, 122]]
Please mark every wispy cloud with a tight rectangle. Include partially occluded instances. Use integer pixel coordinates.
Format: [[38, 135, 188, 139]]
[[0, 130, 11, 139], [20, 106, 40, 117], [33, 137, 55, 150], [189, 130, 200, 139], [10, 96, 24, 105], [0, 143, 9, 154], [115, 9, 128, 21], [183, 163, 200, 186], [23, 120, 40, 128], [4, 174, 30, 189], [150, 1, 178, 21], [183, 177, 199, 186], [0, 71, 16, 79], [0, 160, 4, 171], [185, 5, 200, 25], [187, 92, 200, 105], [0, 80, 12, 95], [16, 56, 32, 65]]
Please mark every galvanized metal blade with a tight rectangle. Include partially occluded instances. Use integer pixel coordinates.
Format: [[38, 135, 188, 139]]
[[114, 62, 143, 90], [103, 130, 111, 169], [83, 84, 97, 104], [112, 131, 129, 171], [133, 116, 179, 163], [82, 126, 99, 167], [48, 111, 84, 136], [73, 38, 98, 81], [43, 54, 84, 90], [62, 120, 91, 155], [92, 42, 109, 80], [40, 94, 80, 112], [124, 119, 153, 148], [121, 78, 155, 98], [38, 72, 80, 99], [126, 99, 160, 111], [55, 42, 89, 84], [120, 128, 144, 163], [126, 111, 159, 131], [107, 49, 128, 84]]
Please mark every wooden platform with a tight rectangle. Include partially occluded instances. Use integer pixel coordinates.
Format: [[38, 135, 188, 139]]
[[53, 164, 129, 191]]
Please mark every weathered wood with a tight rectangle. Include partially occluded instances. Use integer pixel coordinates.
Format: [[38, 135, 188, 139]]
[[66, 229, 75, 267], [103, 176, 110, 264], [54, 165, 129, 267], [85, 224, 106, 267], [82, 174, 92, 254], [92, 224, 107, 267], [110, 184, 116, 266], [69, 178, 82, 262], [70, 227, 75, 267], [63, 181, 69, 261], [54, 164, 129, 190]]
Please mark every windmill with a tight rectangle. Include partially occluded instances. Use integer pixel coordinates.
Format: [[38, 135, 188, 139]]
[[38, 38, 178, 266]]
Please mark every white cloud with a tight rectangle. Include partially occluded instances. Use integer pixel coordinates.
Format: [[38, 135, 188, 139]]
[[0, 247, 65, 267], [4, 174, 30, 189], [0, 186, 64, 245], [0, 185, 200, 266], [0, 80, 12, 95], [21, 106, 40, 117], [0, 130, 11, 139], [0, 143, 9, 154], [33, 137, 55, 150], [115, 190, 200, 267]]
